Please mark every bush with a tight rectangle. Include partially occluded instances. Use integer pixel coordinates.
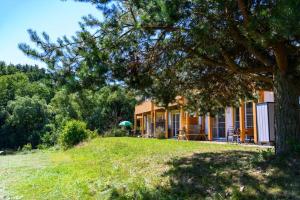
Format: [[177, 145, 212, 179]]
[[41, 123, 59, 147], [86, 129, 98, 140], [104, 127, 127, 137], [36, 144, 48, 150], [59, 120, 88, 149], [156, 127, 166, 139], [22, 143, 32, 151]]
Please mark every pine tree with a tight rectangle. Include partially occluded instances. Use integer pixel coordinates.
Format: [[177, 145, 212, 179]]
[[20, 0, 300, 155]]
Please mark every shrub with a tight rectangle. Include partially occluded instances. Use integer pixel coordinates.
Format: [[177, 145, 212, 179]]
[[86, 129, 98, 140], [156, 127, 166, 139], [104, 127, 127, 137], [22, 143, 32, 151], [41, 123, 59, 147], [36, 144, 47, 150], [59, 120, 88, 149]]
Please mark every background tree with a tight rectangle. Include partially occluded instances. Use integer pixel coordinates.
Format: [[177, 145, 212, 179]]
[[0, 61, 49, 82], [50, 86, 136, 132], [0, 64, 54, 149], [0, 61, 136, 149], [87, 86, 136, 131], [0, 73, 29, 109], [2, 96, 50, 148]]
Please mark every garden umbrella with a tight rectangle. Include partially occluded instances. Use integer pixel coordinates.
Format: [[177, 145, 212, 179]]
[[119, 121, 132, 127]]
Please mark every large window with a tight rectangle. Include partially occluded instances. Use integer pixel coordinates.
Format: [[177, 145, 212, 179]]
[[212, 112, 226, 138], [172, 113, 180, 137], [235, 108, 240, 129], [218, 113, 226, 138], [245, 102, 253, 128]]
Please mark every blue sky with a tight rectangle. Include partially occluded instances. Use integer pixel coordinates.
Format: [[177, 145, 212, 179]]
[[0, 0, 102, 67]]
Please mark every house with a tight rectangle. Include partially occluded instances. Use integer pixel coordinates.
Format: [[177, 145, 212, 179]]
[[134, 91, 275, 144]]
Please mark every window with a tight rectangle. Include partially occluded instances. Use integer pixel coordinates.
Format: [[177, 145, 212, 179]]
[[245, 102, 253, 128], [172, 113, 180, 137], [235, 108, 240, 129], [212, 112, 226, 138], [218, 113, 226, 138]]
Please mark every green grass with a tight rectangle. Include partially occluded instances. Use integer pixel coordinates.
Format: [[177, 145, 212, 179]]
[[0, 137, 299, 200]]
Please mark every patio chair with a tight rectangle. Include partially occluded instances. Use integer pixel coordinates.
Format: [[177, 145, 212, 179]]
[[199, 126, 207, 141], [227, 127, 240, 143], [234, 128, 241, 143], [226, 126, 235, 142]]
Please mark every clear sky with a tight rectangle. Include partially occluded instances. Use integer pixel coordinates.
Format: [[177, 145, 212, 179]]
[[0, 0, 102, 67]]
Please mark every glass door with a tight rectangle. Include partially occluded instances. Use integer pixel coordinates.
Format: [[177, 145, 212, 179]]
[[172, 113, 180, 137], [235, 108, 240, 129], [212, 112, 226, 139], [245, 102, 254, 128], [218, 113, 226, 138], [213, 117, 218, 138]]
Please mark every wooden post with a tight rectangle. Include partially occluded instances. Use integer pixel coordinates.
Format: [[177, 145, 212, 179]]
[[253, 102, 258, 144], [239, 101, 246, 142], [208, 114, 213, 141], [201, 115, 205, 130], [258, 90, 264, 103], [180, 106, 184, 130], [186, 112, 190, 135], [141, 113, 145, 135], [151, 103, 154, 136], [134, 114, 137, 134], [224, 108, 227, 136], [165, 110, 169, 138], [185, 112, 190, 140], [153, 110, 156, 137], [231, 107, 235, 128], [171, 112, 174, 137]]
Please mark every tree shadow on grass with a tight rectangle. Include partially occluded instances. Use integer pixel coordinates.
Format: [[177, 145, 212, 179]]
[[110, 150, 300, 200]]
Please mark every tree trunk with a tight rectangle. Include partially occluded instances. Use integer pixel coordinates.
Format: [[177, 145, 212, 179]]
[[274, 70, 300, 155]]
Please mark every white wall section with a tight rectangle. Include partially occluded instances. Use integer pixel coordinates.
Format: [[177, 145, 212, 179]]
[[225, 107, 233, 134], [264, 91, 274, 102]]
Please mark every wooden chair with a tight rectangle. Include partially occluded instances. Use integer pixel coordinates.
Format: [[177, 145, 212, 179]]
[[180, 125, 207, 141], [199, 126, 207, 141], [178, 125, 208, 141]]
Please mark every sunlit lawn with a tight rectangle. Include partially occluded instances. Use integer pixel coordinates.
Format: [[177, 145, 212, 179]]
[[0, 137, 299, 200]]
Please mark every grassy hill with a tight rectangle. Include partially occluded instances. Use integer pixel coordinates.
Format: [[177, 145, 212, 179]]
[[0, 137, 299, 199]]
